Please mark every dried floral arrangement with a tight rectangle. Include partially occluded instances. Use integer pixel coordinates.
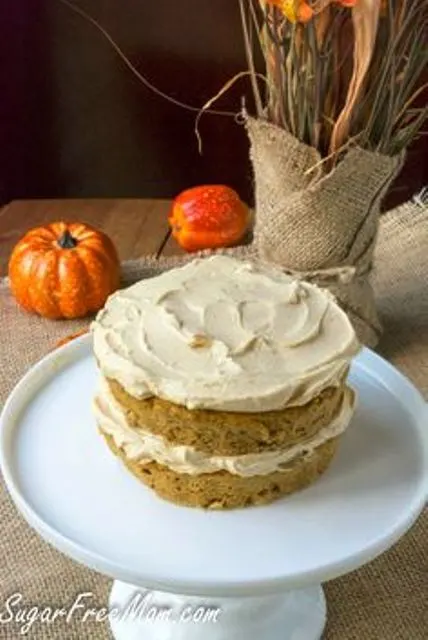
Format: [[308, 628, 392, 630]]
[[239, 0, 428, 160]]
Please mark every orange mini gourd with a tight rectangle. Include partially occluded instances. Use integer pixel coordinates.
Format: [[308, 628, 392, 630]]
[[169, 185, 249, 253], [8, 222, 120, 319]]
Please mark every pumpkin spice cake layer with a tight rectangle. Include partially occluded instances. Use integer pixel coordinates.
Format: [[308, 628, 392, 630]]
[[102, 432, 339, 509], [107, 377, 347, 456]]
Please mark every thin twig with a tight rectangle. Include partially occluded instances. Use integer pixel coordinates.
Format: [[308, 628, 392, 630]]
[[57, 0, 237, 119], [194, 71, 268, 153]]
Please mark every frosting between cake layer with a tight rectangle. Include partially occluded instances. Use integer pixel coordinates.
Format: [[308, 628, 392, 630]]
[[92, 255, 360, 412], [93, 377, 355, 477]]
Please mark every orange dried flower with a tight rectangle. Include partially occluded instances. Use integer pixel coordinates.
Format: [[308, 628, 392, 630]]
[[335, 0, 357, 6], [266, 0, 358, 22], [267, 0, 314, 23]]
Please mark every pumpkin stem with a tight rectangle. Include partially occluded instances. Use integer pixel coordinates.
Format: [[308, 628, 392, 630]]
[[58, 229, 78, 249]]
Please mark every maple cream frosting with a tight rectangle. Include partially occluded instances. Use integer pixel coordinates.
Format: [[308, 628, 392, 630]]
[[94, 377, 355, 477], [92, 255, 360, 412]]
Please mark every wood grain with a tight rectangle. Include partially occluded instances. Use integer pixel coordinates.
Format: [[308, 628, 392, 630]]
[[161, 230, 186, 257], [0, 199, 172, 276]]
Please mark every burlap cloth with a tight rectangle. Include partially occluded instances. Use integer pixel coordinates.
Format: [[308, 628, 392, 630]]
[[0, 200, 427, 639]]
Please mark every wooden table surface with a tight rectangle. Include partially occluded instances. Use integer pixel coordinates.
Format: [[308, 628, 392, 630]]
[[0, 199, 186, 276]]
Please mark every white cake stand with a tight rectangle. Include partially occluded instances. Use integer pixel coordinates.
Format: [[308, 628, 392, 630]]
[[1, 335, 427, 640]]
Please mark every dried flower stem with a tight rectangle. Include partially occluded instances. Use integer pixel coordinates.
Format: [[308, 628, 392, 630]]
[[243, 0, 428, 160]]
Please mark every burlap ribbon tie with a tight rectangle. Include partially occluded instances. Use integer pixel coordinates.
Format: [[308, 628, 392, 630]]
[[279, 264, 357, 285]]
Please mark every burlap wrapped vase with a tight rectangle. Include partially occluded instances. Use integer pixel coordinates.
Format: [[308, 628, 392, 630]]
[[246, 117, 405, 347]]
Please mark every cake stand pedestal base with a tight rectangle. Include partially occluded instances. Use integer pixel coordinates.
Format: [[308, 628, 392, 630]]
[[109, 581, 326, 640]]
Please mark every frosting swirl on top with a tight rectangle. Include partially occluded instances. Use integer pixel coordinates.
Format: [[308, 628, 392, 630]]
[[92, 255, 360, 412]]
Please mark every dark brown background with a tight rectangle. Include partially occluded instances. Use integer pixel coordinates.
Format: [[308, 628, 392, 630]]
[[0, 0, 426, 207]]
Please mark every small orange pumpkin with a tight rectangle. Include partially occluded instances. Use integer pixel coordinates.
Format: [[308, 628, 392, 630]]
[[9, 222, 120, 319], [169, 185, 249, 253]]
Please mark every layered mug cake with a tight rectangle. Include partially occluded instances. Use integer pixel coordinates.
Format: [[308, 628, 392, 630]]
[[92, 255, 360, 509]]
